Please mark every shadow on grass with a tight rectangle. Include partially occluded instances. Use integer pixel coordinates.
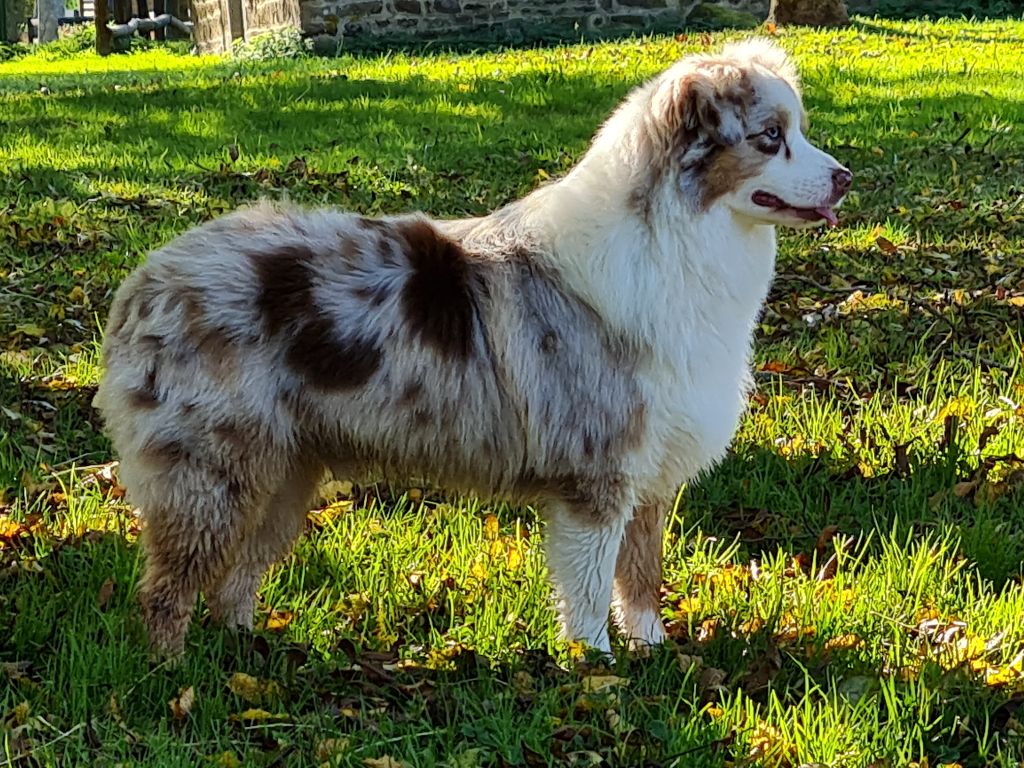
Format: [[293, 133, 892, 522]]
[[850, 18, 1024, 44]]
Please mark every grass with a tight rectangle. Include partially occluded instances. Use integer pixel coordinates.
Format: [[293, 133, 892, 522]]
[[2, 15, 1024, 767]]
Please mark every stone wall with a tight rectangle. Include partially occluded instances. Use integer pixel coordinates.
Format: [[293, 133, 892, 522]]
[[192, 0, 299, 52], [246, 0, 300, 36], [300, 0, 770, 41]]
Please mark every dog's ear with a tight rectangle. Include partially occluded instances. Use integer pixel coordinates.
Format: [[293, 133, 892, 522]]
[[652, 64, 752, 149]]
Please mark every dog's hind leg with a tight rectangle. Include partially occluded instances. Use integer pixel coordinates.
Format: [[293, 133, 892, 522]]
[[132, 458, 253, 658], [205, 462, 324, 630], [543, 485, 632, 654], [612, 502, 668, 650]]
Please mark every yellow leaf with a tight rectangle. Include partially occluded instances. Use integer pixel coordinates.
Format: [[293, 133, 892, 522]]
[[169, 685, 195, 720], [407, 487, 423, 502], [363, 757, 406, 768], [67, 285, 89, 304], [207, 752, 241, 768], [506, 545, 524, 571], [566, 640, 587, 660], [747, 720, 797, 765], [581, 674, 629, 693], [676, 596, 701, 614], [483, 513, 500, 540], [937, 396, 974, 421], [262, 609, 294, 632], [1007, 296, 1024, 307], [470, 558, 488, 580], [315, 738, 350, 762], [824, 633, 863, 653], [12, 701, 30, 726], [488, 539, 504, 559], [227, 672, 279, 704], [229, 708, 290, 723], [703, 704, 725, 719]]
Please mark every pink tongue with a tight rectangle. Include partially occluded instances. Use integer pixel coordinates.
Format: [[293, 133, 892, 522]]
[[815, 207, 838, 227]]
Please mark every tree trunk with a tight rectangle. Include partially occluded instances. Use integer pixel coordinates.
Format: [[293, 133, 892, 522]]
[[95, 0, 112, 54], [768, 0, 850, 26], [37, 0, 63, 42]]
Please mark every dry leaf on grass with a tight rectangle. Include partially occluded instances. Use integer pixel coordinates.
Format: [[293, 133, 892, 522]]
[[363, 757, 406, 768], [169, 686, 194, 720], [581, 674, 628, 693], [227, 672, 279, 705]]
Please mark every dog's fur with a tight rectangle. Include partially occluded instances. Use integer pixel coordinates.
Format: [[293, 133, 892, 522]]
[[95, 39, 850, 657]]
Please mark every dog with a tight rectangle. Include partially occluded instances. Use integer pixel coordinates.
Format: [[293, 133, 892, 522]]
[[94, 38, 851, 657]]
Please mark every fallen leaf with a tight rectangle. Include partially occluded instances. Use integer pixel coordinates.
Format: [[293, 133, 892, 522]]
[[12, 701, 30, 726], [261, 609, 293, 632], [169, 686, 195, 720], [876, 235, 899, 254], [581, 674, 628, 693], [470, 558, 488, 580], [97, 578, 115, 609], [953, 480, 978, 498], [208, 752, 241, 768], [315, 737, 350, 762], [227, 672, 279, 705], [229, 708, 290, 723], [506, 545, 524, 571], [698, 666, 728, 694], [363, 757, 406, 768]]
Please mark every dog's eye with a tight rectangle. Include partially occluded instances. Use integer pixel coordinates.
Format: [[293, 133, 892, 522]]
[[763, 125, 782, 141]]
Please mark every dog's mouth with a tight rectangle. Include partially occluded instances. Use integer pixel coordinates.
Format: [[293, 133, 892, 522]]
[[751, 191, 839, 227]]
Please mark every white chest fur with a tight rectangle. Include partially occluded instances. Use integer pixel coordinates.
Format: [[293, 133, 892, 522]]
[[639, 216, 777, 498]]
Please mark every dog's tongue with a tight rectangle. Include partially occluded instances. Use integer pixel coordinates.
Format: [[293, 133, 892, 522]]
[[815, 207, 839, 227]]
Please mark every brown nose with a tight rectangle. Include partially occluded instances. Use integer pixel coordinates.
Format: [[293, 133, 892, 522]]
[[832, 167, 853, 199]]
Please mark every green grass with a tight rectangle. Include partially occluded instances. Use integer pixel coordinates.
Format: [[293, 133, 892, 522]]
[[2, 16, 1024, 767]]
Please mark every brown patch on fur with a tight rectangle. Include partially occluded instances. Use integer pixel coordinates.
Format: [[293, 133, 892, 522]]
[[213, 422, 249, 453], [623, 403, 647, 448], [614, 503, 666, 622], [701, 143, 770, 208], [397, 220, 479, 360], [252, 245, 317, 336], [286, 316, 382, 391], [128, 387, 160, 409], [252, 245, 383, 390], [140, 438, 188, 466], [399, 380, 424, 405]]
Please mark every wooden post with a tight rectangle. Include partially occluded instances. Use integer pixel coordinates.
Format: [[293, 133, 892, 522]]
[[95, 0, 112, 53]]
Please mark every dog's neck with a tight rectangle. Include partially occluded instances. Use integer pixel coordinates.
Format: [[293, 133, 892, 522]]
[[513, 153, 778, 350]]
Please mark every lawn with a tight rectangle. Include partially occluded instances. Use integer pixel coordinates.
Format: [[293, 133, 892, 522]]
[[2, 16, 1024, 767]]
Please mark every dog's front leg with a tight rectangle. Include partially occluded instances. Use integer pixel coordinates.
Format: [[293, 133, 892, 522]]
[[543, 495, 631, 654], [613, 501, 668, 650]]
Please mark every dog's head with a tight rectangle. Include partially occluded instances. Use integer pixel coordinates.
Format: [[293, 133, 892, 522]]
[[639, 39, 851, 228]]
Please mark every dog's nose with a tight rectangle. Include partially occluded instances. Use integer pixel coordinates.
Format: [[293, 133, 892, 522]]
[[831, 167, 853, 198]]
